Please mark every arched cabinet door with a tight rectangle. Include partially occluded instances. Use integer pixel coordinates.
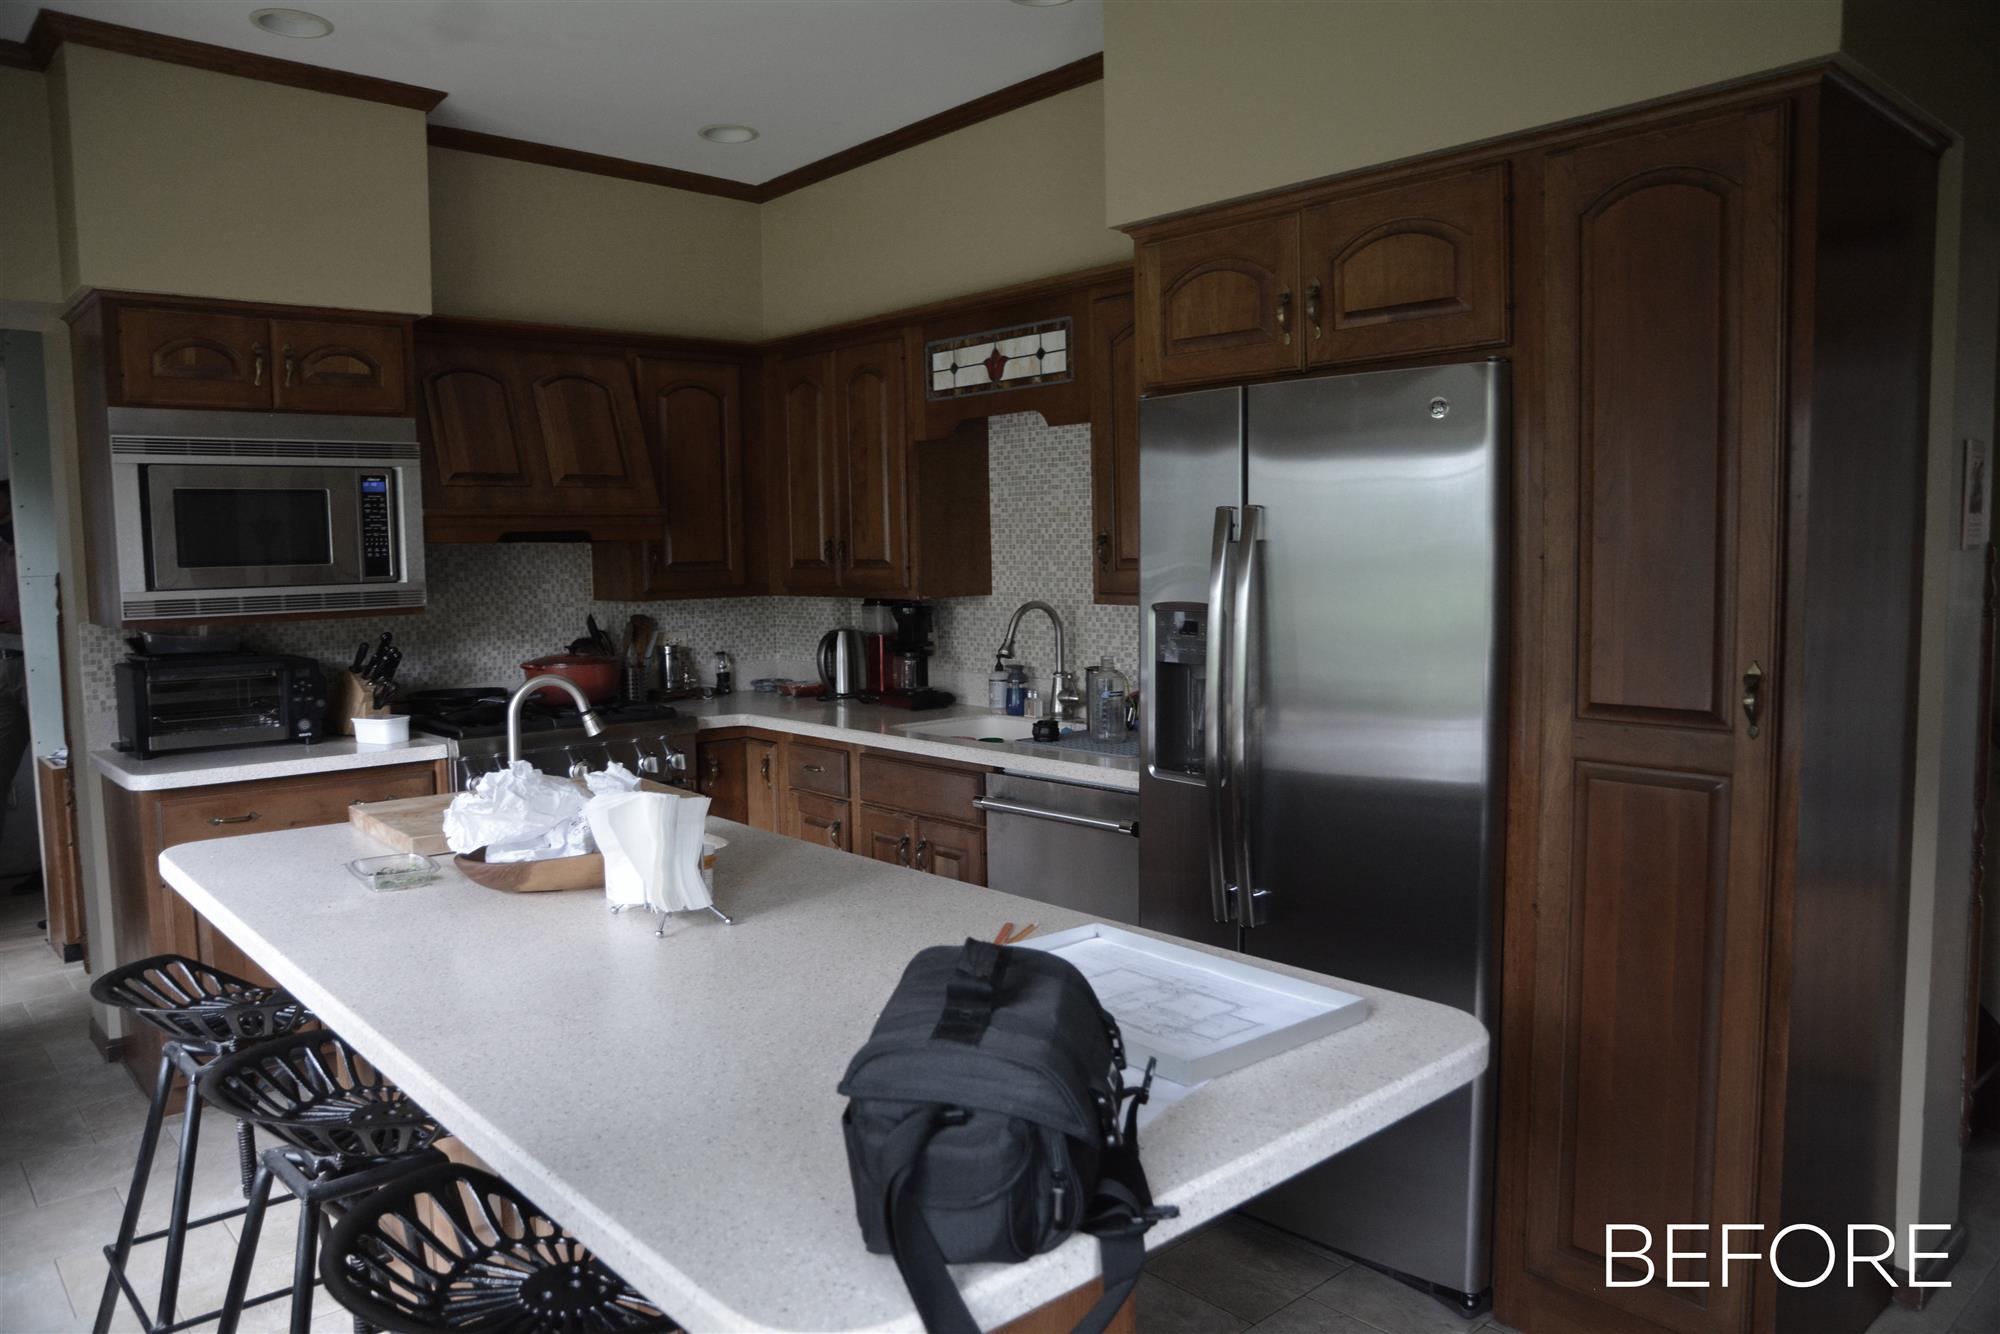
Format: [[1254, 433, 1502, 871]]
[[114, 306, 270, 409], [1301, 163, 1509, 365], [270, 319, 410, 414], [833, 338, 908, 593], [1137, 214, 1301, 387], [634, 357, 747, 594]]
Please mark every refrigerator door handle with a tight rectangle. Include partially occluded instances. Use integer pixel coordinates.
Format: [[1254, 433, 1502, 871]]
[[1205, 505, 1238, 923], [1230, 504, 1269, 927]]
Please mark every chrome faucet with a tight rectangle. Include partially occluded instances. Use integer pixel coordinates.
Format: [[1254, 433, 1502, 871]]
[[507, 675, 604, 766], [996, 601, 1082, 722]]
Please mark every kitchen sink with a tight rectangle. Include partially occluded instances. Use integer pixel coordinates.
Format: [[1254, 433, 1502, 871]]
[[896, 715, 1081, 745]]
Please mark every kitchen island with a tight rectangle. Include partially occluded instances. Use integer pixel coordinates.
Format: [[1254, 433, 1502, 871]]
[[161, 819, 1487, 1332]]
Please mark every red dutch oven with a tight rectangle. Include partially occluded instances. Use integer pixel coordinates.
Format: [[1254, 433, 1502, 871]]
[[519, 654, 621, 705]]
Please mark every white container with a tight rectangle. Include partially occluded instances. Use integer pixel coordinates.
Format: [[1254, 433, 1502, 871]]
[[350, 714, 412, 747]]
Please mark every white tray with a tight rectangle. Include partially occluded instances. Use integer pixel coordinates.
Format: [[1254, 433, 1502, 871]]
[[1018, 923, 1370, 1084]]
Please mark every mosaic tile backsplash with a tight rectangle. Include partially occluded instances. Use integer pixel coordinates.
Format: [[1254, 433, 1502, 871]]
[[77, 412, 1139, 734]]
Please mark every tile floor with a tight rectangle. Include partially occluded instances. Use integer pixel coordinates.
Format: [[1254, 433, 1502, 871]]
[[5, 881, 1999, 1334]]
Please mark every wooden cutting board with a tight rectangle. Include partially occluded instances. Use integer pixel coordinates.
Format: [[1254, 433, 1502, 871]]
[[350, 778, 679, 856], [348, 793, 455, 854]]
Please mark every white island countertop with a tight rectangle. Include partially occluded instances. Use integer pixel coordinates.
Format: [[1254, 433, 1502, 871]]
[[162, 822, 1484, 1332]]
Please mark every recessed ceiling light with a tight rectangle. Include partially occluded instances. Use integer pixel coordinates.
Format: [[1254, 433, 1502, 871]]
[[250, 7, 334, 38], [1011, 0, 1076, 6], [699, 124, 759, 145]]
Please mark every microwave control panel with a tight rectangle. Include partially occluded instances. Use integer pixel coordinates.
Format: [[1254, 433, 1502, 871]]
[[358, 474, 394, 579]]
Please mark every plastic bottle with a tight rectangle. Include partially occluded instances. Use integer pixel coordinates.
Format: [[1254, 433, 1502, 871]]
[[1004, 665, 1029, 717], [988, 657, 1012, 712], [1092, 656, 1130, 742]]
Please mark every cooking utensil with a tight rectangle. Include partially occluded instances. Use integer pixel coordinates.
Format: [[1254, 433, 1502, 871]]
[[351, 642, 370, 673], [521, 654, 621, 704]]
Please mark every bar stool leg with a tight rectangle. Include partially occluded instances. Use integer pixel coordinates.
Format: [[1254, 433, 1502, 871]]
[[215, 1160, 275, 1334], [290, 1197, 321, 1334], [154, 1085, 205, 1330], [92, 1049, 174, 1334]]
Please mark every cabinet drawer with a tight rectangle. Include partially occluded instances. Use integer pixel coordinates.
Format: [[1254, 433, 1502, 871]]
[[857, 751, 985, 825], [786, 743, 851, 798], [157, 764, 437, 849]]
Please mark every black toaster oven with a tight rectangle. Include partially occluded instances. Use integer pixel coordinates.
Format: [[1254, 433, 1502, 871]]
[[114, 653, 329, 759]]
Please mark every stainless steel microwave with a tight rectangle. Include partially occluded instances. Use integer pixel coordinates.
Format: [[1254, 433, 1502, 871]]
[[107, 407, 426, 621]]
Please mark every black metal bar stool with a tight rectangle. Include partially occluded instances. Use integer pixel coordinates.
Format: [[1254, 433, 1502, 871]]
[[319, 1161, 678, 1334], [200, 1029, 450, 1334], [87, 954, 308, 1334]]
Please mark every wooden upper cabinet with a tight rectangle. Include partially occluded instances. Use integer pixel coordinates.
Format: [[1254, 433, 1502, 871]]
[[269, 318, 410, 414], [110, 302, 410, 414], [834, 338, 909, 592], [1300, 164, 1508, 365], [626, 358, 748, 595], [1137, 213, 1301, 387], [114, 306, 271, 409], [415, 333, 662, 541], [1088, 289, 1139, 604], [778, 350, 841, 590]]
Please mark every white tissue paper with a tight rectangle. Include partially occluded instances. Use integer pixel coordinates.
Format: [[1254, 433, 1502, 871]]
[[443, 761, 592, 863], [584, 763, 642, 797], [585, 790, 714, 914]]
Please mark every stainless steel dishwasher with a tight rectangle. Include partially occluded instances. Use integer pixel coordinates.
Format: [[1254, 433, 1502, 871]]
[[973, 773, 1140, 923]]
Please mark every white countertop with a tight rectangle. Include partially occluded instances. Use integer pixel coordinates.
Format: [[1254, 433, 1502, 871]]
[[91, 737, 452, 791], [161, 821, 1486, 1332], [677, 694, 1140, 791]]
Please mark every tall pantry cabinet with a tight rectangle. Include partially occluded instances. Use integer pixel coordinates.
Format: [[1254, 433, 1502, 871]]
[[1124, 65, 1942, 1334], [1499, 78, 1940, 1334]]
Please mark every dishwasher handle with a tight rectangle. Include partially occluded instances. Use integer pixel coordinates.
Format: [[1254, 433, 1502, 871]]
[[972, 796, 1138, 837]]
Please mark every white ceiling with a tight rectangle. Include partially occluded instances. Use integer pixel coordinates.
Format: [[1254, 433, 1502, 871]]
[[0, 0, 1104, 184]]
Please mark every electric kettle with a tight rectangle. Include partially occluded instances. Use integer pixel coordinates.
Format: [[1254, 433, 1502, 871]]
[[818, 629, 865, 699]]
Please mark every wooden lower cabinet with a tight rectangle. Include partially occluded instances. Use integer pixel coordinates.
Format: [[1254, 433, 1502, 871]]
[[789, 790, 851, 852], [765, 740, 988, 885], [696, 732, 780, 829], [101, 760, 446, 1098]]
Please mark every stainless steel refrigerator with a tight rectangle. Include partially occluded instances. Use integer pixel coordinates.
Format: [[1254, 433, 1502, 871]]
[[1138, 360, 1505, 1309]]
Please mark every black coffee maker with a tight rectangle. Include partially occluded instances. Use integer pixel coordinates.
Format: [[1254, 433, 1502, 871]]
[[863, 599, 953, 710]]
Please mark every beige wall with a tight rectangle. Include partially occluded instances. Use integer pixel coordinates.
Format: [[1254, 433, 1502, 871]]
[[0, 68, 63, 308], [1103, 0, 1843, 225], [759, 83, 1127, 337], [47, 45, 430, 312], [428, 147, 762, 340]]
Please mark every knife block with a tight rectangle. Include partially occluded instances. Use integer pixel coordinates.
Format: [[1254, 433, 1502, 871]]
[[331, 669, 391, 736]]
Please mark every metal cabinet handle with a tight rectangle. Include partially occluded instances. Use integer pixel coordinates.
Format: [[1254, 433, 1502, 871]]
[[822, 537, 834, 565], [826, 819, 842, 847], [803, 763, 825, 774], [1275, 290, 1292, 345], [759, 753, 772, 786], [836, 537, 848, 568], [251, 345, 265, 387], [1742, 661, 1764, 739], [1305, 281, 1323, 340], [209, 811, 259, 826], [914, 838, 929, 871], [1096, 532, 1111, 570], [896, 833, 911, 865], [282, 343, 296, 387]]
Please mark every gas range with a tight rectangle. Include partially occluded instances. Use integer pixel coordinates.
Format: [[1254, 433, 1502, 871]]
[[397, 688, 698, 791]]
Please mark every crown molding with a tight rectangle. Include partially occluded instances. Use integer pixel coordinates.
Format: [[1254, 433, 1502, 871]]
[[21, 8, 446, 111], [426, 125, 764, 202], [432, 51, 1106, 204], [0, 38, 33, 69]]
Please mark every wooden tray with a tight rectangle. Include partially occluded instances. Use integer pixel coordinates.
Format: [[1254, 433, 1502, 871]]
[[453, 848, 605, 893]]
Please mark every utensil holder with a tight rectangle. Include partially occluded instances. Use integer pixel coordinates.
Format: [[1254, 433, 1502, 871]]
[[331, 670, 390, 736]]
